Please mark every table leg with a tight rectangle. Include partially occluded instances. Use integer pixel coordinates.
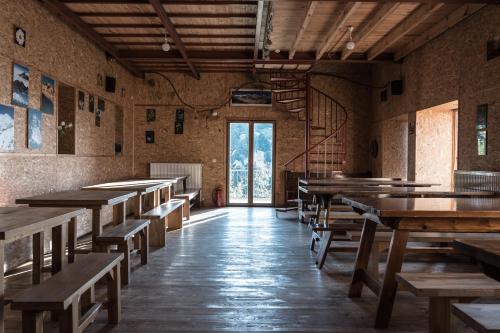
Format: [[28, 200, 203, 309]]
[[316, 230, 334, 268], [92, 208, 103, 252], [113, 202, 126, 226], [374, 229, 409, 328], [51, 224, 67, 275], [183, 179, 187, 192], [32, 232, 44, 284], [429, 297, 456, 333], [348, 218, 377, 298], [68, 217, 77, 263], [154, 190, 160, 207], [133, 194, 142, 218], [107, 263, 121, 324]]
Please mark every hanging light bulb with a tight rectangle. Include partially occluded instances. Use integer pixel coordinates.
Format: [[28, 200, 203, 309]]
[[162, 34, 171, 52], [346, 26, 355, 51]]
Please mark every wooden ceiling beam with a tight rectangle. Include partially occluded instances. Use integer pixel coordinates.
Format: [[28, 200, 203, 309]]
[[101, 33, 255, 38], [148, 0, 199, 79], [111, 41, 254, 46], [38, 0, 143, 77], [60, 0, 499, 3], [367, 3, 444, 60], [316, 2, 361, 60], [289, 1, 318, 59], [90, 23, 256, 29], [341, 2, 399, 60], [394, 3, 485, 60], [253, 1, 264, 60], [76, 12, 256, 18]]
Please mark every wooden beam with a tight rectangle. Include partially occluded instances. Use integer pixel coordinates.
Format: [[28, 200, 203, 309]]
[[38, 0, 142, 77], [101, 33, 255, 38], [394, 4, 485, 60], [90, 23, 256, 29], [149, 0, 199, 79], [76, 12, 256, 18], [253, 1, 264, 60], [289, 1, 318, 59], [111, 41, 254, 46], [366, 3, 444, 60], [61, 0, 500, 3], [315, 2, 361, 60], [341, 2, 399, 60]]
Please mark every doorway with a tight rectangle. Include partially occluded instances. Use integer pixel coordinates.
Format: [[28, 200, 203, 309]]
[[227, 121, 275, 206], [415, 100, 458, 188]]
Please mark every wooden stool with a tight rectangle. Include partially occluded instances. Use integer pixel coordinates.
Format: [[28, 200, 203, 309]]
[[396, 273, 500, 333]]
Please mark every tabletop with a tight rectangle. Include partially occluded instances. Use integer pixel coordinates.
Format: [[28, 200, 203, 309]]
[[299, 178, 439, 187], [0, 207, 85, 241], [82, 180, 168, 193], [16, 190, 136, 207], [342, 197, 500, 219]]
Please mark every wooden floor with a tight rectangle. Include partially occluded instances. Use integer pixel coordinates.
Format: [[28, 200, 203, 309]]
[[4, 207, 482, 332]]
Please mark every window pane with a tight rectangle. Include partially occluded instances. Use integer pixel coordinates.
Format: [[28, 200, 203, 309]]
[[229, 123, 249, 204], [253, 123, 273, 204]]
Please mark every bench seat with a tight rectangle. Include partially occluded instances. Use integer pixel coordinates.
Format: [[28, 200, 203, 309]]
[[173, 188, 201, 220], [453, 304, 500, 333], [143, 199, 185, 246], [11, 253, 123, 333], [95, 219, 150, 285]]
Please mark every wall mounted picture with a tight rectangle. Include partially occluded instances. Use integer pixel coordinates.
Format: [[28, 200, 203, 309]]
[[487, 39, 500, 61], [146, 108, 156, 122], [40, 75, 55, 115], [14, 27, 26, 47], [145, 130, 154, 144], [476, 104, 488, 129], [27, 108, 42, 149], [175, 108, 184, 134], [95, 111, 101, 127], [12, 63, 30, 108], [78, 91, 85, 112], [0, 104, 14, 151], [88, 94, 94, 113], [230, 89, 272, 107], [97, 98, 105, 114]]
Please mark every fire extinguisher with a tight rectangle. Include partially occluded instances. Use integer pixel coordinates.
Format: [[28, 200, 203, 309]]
[[212, 186, 225, 207]]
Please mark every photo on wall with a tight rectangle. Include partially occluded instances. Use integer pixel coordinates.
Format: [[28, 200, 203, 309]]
[[89, 94, 95, 113], [78, 91, 85, 112], [12, 63, 30, 108], [40, 75, 55, 115], [145, 130, 154, 144], [95, 111, 101, 127], [230, 89, 272, 107], [27, 108, 42, 149], [97, 98, 105, 113], [146, 108, 156, 122], [0, 104, 15, 151]]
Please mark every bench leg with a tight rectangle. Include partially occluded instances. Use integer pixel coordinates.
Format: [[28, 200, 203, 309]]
[[59, 298, 79, 333], [368, 241, 382, 279], [32, 231, 44, 285], [113, 202, 126, 226], [140, 226, 149, 265], [167, 207, 183, 230], [68, 217, 77, 264], [429, 297, 456, 333], [51, 224, 67, 275], [316, 230, 334, 269], [183, 199, 190, 221], [107, 263, 122, 324], [348, 219, 377, 298], [22, 311, 43, 333], [118, 242, 131, 285], [149, 217, 166, 248]]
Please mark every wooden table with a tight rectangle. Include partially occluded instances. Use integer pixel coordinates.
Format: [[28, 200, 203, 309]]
[[82, 180, 170, 218], [342, 197, 500, 329], [453, 239, 500, 280], [0, 207, 85, 333], [299, 178, 439, 187], [16, 190, 136, 252]]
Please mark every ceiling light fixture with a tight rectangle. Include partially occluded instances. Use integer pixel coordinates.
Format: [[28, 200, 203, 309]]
[[161, 34, 170, 52], [346, 26, 355, 51]]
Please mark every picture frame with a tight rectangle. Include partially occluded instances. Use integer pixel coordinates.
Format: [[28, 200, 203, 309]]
[[27, 108, 42, 149], [12, 63, 30, 108], [146, 130, 155, 144], [230, 89, 272, 107], [40, 75, 55, 115], [146, 108, 156, 122], [0, 104, 15, 151], [78, 91, 85, 112]]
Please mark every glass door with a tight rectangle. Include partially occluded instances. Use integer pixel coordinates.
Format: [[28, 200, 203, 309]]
[[228, 121, 274, 206]]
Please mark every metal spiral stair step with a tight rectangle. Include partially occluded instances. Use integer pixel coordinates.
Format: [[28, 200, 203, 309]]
[[277, 98, 305, 104]]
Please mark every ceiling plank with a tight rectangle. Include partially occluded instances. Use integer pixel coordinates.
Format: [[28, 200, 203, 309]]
[[289, 1, 318, 60], [394, 3, 485, 60], [101, 33, 255, 38], [253, 1, 264, 59], [366, 3, 444, 60], [90, 23, 256, 29], [149, 0, 199, 79], [315, 2, 361, 60], [38, 0, 142, 77], [61, 0, 499, 3], [341, 2, 399, 60], [111, 41, 254, 46], [76, 12, 256, 18]]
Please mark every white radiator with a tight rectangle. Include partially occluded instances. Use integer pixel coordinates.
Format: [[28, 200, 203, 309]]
[[150, 163, 203, 190]]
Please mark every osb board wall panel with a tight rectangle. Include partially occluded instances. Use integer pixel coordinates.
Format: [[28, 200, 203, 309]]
[[133, 68, 372, 206], [370, 6, 500, 176], [0, 0, 140, 269]]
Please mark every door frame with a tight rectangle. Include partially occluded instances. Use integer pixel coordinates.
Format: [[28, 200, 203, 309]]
[[226, 120, 276, 207]]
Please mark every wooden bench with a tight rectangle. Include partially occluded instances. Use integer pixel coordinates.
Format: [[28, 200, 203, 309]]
[[453, 304, 500, 333], [396, 273, 500, 333], [11, 253, 123, 333], [143, 199, 185, 246], [173, 188, 201, 220], [95, 219, 150, 285]]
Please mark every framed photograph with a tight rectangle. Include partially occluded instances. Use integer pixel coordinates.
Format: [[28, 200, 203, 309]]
[[27, 108, 42, 149], [145, 130, 155, 144], [230, 89, 272, 107], [12, 63, 30, 108], [175, 108, 184, 134], [14, 27, 26, 47], [146, 108, 156, 122], [78, 91, 85, 112], [97, 98, 105, 113], [0, 104, 15, 151], [95, 111, 101, 127], [40, 75, 55, 115], [88, 94, 94, 113], [476, 104, 488, 130]]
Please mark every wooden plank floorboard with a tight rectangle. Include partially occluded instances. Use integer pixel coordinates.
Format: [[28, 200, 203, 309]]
[[3, 208, 480, 332]]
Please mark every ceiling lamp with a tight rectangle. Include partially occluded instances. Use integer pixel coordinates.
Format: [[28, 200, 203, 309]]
[[161, 34, 171, 52], [346, 26, 355, 51]]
